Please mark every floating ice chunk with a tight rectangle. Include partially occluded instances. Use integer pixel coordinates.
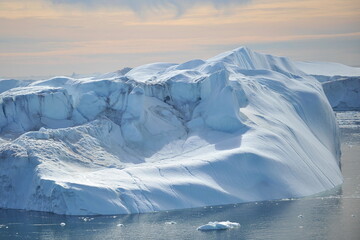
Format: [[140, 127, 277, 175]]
[[117, 224, 124, 227], [0, 224, 7, 228], [79, 217, 94, 222], [298, 215, 303, 218], [60, 222, 66, 227], [165, 221, 177, 225], [197, 221, 240, 231]]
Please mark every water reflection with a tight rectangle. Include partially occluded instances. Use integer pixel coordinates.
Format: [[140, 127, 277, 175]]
[[2, 192, 358, 240]]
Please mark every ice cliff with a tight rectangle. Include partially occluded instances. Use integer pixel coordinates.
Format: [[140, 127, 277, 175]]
[[0, 47, 343, 215]]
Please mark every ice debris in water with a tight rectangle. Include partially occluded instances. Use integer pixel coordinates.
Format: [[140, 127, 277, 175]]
[[60, 222, 66, 227], [79, 217, 94, 222], [165, 221, 177, 225], [298, 215, 303, 218], [197, 221, 240, 231], [117, 224, 124, 227]]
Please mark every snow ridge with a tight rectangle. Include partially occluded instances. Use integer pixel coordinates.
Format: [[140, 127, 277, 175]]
[[0, 47, 343, 215]]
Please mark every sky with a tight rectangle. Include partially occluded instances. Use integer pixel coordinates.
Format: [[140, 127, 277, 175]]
[[0, 0, 359, 78]]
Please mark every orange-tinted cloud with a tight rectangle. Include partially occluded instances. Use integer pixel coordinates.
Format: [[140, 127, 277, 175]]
[[0, 0, 359, 77]]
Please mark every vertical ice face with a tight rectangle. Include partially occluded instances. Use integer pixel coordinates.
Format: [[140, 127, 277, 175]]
[[76, 91, 107, 120], [121, 86, 146, 145], [193, 69, 249, 132], [0, 87, 74, 134], [201, 85, 246, 132], [124, 86, 145, 120], [0, 47, 345, 215]]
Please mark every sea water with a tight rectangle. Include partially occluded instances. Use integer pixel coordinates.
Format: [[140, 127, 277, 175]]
[[0, 111, 359, 240]]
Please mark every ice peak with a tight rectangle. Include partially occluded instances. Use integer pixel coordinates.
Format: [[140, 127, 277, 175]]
[[219, 46, 302, 77], [232, 46, 253, 55], [207, 46, 252, 64]]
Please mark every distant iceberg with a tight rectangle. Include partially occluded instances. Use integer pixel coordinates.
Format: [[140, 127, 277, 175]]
[[322, 77, 360, 111], [295, 61, 360, 78], [295, 61, 360, 110], [0, 47, 343, 215]]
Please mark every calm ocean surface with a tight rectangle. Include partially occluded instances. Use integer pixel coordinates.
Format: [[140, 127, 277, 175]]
[[1, 111, 359, 240]]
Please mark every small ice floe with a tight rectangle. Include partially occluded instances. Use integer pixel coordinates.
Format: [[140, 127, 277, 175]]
[[197, 221, 240, 231], [60, 222, 66, 227], [79, 217, 94, 222], [351, 214, 356, 218], [117, 224, 124, 227], [165, 221, 177, 225], [112, 216, 117, 219], [281, 198, 296, 201], [298, 215, 303, 218], [0, 224, 7, 229], [299, 226, 304, 229]]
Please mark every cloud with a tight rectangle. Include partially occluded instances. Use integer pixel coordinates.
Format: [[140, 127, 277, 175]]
[[50, 0, 251, 16]]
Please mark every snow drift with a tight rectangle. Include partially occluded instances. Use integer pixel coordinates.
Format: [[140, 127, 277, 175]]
[[0, 47, 343, 215]]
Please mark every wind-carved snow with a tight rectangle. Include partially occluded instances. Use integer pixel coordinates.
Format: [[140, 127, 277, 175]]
[[0, 47, 343, 215]]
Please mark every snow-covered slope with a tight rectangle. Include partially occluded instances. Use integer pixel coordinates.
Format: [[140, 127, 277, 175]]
[[0, 47, 343, 215]]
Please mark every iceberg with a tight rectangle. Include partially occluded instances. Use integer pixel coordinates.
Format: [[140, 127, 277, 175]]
[[322, 77, 360, 111], [295, 61, 360, 110], [295, 61, 360, 79], [0, 47, 343, 215]]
